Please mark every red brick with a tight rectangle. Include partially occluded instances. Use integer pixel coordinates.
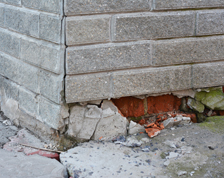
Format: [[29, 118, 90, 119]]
[[27, 150, 59, 161], [219, 110, 224, 116], [147, 94, 181, 114], [112, 97, 144, 117]]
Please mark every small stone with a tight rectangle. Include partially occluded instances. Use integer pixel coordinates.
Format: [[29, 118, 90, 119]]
[[208, 146, 215, 150], [128, 121, 145, 135], [163, 160, 170, 167], [177, 171, 187, 176], [164, 140, 176, 148], [166, 152, 179, 159]]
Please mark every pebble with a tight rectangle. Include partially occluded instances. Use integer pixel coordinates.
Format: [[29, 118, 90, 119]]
[[163, 160, 170, 167], [166, 152, 179, 159], [177, 171, 187, 176]]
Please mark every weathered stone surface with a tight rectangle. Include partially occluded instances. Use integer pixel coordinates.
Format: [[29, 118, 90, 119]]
[[22, 0, 61, 14], [93, 107, 128, 140], [0, 52, 39, 93], [197, 10, 224, 36], [38, 70, 63, 104], [152, 36, 224, 66], [113, 65, 191, 98], [192, 62, 224, 88], [39, 13, 61, 44], [112, 12, 195, 41], [0, 149, 67, 178], [18, 87, 38, 117], [21, 38, 63, 74], [101, 100, 118, 113], [65, 0, 150, 15], [66, 41, 151, 74], [0, 5, 4, 27], [128, 121, 145, 135], [0, 0, 21, 6], [39, 96, 64, 130], [1, 98, 20, 122], [66, 15, 110, 45], [66, 73, 111, 103], [0, 29, 20, 58], [5, 7, 39, 38], [153, 0, 224, 10], [187, 98, 204, 113], [66, 105, 86, 137], [195, 87, 224, 110], [78, 106, 102, 140]]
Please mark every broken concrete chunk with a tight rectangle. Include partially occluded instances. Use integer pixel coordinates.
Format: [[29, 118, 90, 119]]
[[85, 105, 102, 119], [163, 116, 192, 129], [102, 107, 115, 118], [177, 171, 187, 176], [128, 121, 145, 135], [164, 160, 170, 167], [92, 113, 128, 141], [172, 89, 196, 98], [101, 100, 118, 113], [166, 152, 179, 159], [187, 98, 205, 113]]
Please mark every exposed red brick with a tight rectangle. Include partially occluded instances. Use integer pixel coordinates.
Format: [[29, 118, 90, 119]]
[[183, 113, 197, 123], [26, 150, 60, 161], [112, 97, 144, 117], [147, 95, 181, 114], [219, 110, 224, 116], [138, 119, 146, 125]]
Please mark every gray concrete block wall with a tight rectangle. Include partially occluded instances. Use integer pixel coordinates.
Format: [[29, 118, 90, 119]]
[[0, 1, 65, 132], [64, 1, 224, 103]]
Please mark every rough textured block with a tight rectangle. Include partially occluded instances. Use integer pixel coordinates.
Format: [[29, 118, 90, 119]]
[[153, 0, 224, 10], [196, 10, 224, 36], [0, 6, 4, 27], [38, 70, 63, 104], [66, 15, 110, 45], [0, 30, 20, 57], [65, 0, 150, 15], [39, 14, 61, 44], [112, 12, 195, 41], [0, 53, 39, 93], [22, 0, 61, 14], [20, 38, 63, 74], [0, 0, 21, 6], [66, 73, 111, 103], [66, 41, 151, 74], [18, 87, 38, 117], [0, 77, 19, 101], [152, 36, 224, 66], [5, 8, 39, 38], [192, 62, 224, 88], [112, 66, 191, 97], [39, 97, 63, 129]]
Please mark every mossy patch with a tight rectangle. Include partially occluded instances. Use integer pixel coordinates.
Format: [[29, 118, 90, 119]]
[[199, 116, 224, 134]]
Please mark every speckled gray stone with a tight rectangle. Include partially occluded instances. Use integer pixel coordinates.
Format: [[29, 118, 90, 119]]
[[152, 36, 224, 66], [39, 13, 61, 44], [65, 0, 150, 15], [65, 73, 111, 103], [20, 38, 63, 74], [66, 41, 151, 74], [5, 7, 39, 38], [0, 52, 39, 93], [0, 29, 20, 58], [0, 5, 4, 27], [22, 0, 61, 14], [196, 10, 224, 36], [66, 15, 110, 45], [153, 0, 224, 10], [0, 0, 21, 6], [112, 65, 191, 98], [192, 62, 224, 88], [112, 11, 195, 42]]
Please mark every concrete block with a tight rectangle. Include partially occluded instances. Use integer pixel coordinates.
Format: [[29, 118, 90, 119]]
[[112, 12, 195, 42], [65, 73, 111, 103], [112, 65, 191, 98], [5, 7, 39, 38], [22, 0, 61, 14], [38, 70, 64, 104], [192, 62, 224, 88], [65, 0, 150, 15], [39, 13, 61, 44], [128, 121, 145, 135], [66, 15, 110, 45], [196, 10, 224, 36], [20, 38, 63, 74], [18, 87, 38, 117], [0, 29, 20, 58], [0, 78, 19, 101], [152, 36, 224, 66], [153, 0, 224, 10], [39, 96, 63, 130], [0, 53, 39, 93], [0, 6, 4, 27], [66, 41, 151, 74], [0, 0, 21, 6]]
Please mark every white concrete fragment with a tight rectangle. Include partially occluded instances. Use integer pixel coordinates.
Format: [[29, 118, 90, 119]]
[[128, 121, 145, 135], [164, 140, 176, 148], [101, 100, 118, 113], [164, 160, 170, 167], [177, 171, 187, 176], [166, 152, 179, 159], [172, 89, 196, 98]]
